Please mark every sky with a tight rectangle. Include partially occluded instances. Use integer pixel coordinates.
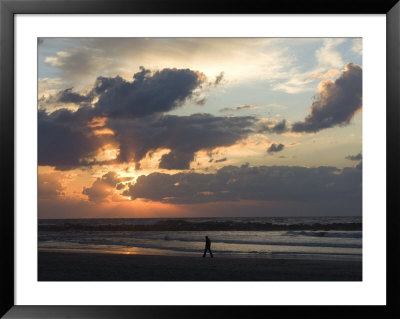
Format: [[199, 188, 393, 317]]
[[37, 38, 362, 219]]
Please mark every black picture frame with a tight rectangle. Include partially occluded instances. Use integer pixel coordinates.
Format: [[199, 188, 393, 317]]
[[1, 0, 399, 318]]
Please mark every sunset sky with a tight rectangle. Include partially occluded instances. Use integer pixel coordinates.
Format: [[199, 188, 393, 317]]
[[38, 38, 362, 219]]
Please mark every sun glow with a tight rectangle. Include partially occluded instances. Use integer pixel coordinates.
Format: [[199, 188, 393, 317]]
[[88, 116, 107, 128], [95, 144, 119, 161], [93, 128, 114, 136]]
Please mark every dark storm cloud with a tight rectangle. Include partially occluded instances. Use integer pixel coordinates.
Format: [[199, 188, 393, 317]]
[[38, 67, 212, 169], [56, 88, 92, 104], [256, 119, 289, 134], [292, 63, 362, 133], [270, 119, 289, 133], [38, 67, 297, 171], [41, 67, 206, 118], [107, 113, 257, 170], [91, 75, 125, 96], [93, 67, 206, 118], [39, 101, 257, 170], [159, 151, 195, 170], [267, 143, 285, 153], [40, 88, 92, 106], [124, 164, 362, 206], [38, 109, 114, 170], [346, 153, 362, 161]]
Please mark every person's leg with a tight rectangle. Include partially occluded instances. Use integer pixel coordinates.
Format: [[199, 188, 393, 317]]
[[209, 249, 213, 258], [203, 248, 207, 257]]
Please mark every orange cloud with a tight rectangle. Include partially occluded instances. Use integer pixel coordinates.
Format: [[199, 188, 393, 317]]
[[311, 69, 340, 79], [38, 172, 66, 200], [88, 117, 107, 128], [93, 128, 114, 136]]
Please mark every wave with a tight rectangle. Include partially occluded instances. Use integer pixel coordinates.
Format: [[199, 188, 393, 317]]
[[38, 219, 362, 232], [39, 235, 362, 249], [161, 236, 361, 248], [284, 231, 362, 238]]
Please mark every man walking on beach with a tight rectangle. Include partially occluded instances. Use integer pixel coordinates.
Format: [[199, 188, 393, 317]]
[[203, 236, 213, 258]]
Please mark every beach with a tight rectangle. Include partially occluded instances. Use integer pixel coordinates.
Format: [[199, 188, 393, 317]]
[[38, 251, 362, 281]]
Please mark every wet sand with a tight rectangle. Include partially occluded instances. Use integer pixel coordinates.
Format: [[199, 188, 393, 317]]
[[38, 251, 362, 281]]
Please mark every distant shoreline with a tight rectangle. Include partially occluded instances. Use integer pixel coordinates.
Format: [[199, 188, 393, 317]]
[[38, 251, 362, 281]]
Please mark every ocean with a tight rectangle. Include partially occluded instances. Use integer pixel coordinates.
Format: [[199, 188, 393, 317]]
[[38, 216, 362, 261]]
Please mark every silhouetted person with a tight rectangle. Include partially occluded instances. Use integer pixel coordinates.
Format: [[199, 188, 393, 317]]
[[202, 236, 213, 258]]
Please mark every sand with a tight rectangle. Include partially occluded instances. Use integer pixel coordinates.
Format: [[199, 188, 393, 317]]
[[38, 251, 362, 281]]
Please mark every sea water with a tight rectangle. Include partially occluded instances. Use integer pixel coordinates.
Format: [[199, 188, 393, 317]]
[[38, 216, 362, 261]]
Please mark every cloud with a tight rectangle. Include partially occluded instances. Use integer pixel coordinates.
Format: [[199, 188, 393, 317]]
[[345, 153, 362, 161], [311, 69, 341, 80], [41, 67, 207, 118], [215, 158, 227, 163], [315, 39, 345, 68], [267, 143, 285, 153], [107, 113, 257, 170], [93, 67, 206, 118], [38, 67, 220, 170], [40, 90, 293, 170], [39, 104, 258, 170], [44, 46, 106, 82], [220, 105, 261, 113], [195, 97, 207, 106], [214, 72, 224, 85], [292, 63, 362, 133], [116, 183, 126, 190], [270, 39, 348, 94], [38, 108, 115, 170], [82, 171, 130, 202], [50, 87, 92, 104], [352, 38, 362, 56], [100, 171, 122, 185], [124, 164, 362, 207], [256, 119, 289, 134], [38, 78, 67, 105], [158, 151, 195, 170], [38, 172, 65, 199], [82, 182, 113, 202], [271, 77, 316, 94], [237, 105, 258, 110], [40, 38, 293, 87], [40, 38, 357, 98]]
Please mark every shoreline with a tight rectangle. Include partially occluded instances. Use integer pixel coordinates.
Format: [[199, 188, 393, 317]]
[[38, 247, 361, 261], [38, 251, 362, 281]]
